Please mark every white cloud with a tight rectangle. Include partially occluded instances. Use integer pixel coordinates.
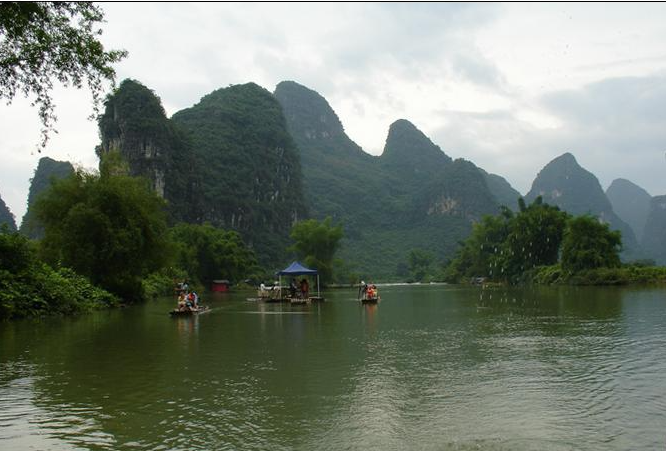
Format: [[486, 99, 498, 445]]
[[2, 3, 666, 222]]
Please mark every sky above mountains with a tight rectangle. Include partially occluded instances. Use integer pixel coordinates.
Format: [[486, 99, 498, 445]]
[[2, 3, 666, 222]]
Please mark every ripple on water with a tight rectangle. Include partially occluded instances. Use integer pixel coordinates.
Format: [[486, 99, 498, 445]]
[[2, 288, 666, 450]]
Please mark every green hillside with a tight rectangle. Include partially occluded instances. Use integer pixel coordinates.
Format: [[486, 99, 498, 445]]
[[275, 80, 502, 279], [172, 83, 307, 266]]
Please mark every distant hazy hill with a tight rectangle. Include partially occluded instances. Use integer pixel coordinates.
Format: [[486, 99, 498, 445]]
[[275, 80, 500, 278], [641, 195, 666, 265], [380, 118, 452, 184], [478, 168, 521, 211], [0, 193, 16, 231], [20, 157, 74, 238], [525, 152, 639, 258], [606, 178, 652, 242]]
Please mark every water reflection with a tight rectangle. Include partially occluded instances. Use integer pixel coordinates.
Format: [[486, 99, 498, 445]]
[[361, 302, 378, 335], [175, 314, 200, 339], [0, 286, 664, 450]]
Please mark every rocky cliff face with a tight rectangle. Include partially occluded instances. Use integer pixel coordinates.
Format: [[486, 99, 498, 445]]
[[0, 193, 16, 231], [20, 157, 74, 238], [641, 195, 666, 265], [526, 153, 639, 258], [97, 79, 198, 223], [606, 178, 652, 242]]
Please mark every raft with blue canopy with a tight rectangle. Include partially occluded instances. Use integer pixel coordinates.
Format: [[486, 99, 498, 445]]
[[276, 261, 323, 301]]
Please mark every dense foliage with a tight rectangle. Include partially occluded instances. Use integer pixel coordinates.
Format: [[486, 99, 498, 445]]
[[442, 209, 513, 282], [20, 156, 74, 238], [561, 215, 621, 272], [34, 152, 170, 301], [529, 264, 666, 286], [169, 223, 258, 286], [407, 249, 435, 282], [0, 2, 126, 148], [289, 217, 344, 284], [0, 227, 117, 320], [497, 198, 569, 281], [444, 197, 629, 284]]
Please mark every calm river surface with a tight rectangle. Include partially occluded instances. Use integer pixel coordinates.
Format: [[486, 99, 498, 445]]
[[1, 285, 665, 450]]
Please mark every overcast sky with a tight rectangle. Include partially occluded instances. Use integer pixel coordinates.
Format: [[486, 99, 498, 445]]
[[2, 2, 666, 223]]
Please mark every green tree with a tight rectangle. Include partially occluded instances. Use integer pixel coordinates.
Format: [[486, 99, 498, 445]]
[[498, 198, 568, 281], [561, 215, 622, 272], [33, 152, 169, 301], [289, 217, 343, 284], [444, 207, 513, 281], [0, 2, 127, 148], [408, 249, 435, 282], [169, 223, 258, 286], [0, 226, 116, 319]]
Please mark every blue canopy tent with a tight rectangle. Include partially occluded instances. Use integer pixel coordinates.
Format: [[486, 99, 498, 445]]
[[276, 261, 320, 299]]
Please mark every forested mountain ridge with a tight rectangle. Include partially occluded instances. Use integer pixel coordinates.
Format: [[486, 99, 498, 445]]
[[525, 152, 640, 258], [21, 78, 659, 279], [97, 80, 307, 267], [20, 157, 74, 238], [275, 80, 502, 278], [274, 80, 391, 233], [0, 193, 16, 231], [606, 178, 652, 242]]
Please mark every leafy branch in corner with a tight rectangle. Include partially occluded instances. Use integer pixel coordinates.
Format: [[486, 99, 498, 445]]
[[0, 2, 127, 150]]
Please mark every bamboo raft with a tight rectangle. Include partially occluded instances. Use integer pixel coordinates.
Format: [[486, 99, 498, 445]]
[[169, 305, 210, 317]]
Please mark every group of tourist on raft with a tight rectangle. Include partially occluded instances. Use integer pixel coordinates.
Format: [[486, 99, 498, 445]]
[[259, 278, 310, 299], [175, 281, 202, 312]]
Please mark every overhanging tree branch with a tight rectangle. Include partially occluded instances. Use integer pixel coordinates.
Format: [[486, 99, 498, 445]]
[[0, 2, 127, 150]]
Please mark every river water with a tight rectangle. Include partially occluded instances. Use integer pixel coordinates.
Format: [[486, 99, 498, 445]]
[[0, 285, 664, 450]]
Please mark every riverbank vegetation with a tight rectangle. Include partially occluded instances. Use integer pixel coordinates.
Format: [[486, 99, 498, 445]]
[[444, 197, 666, 286], [289, 217, 344, 285], [0, 228, 118, 319], [0, 152, 261, 319], [34, 153, 171, 302]]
